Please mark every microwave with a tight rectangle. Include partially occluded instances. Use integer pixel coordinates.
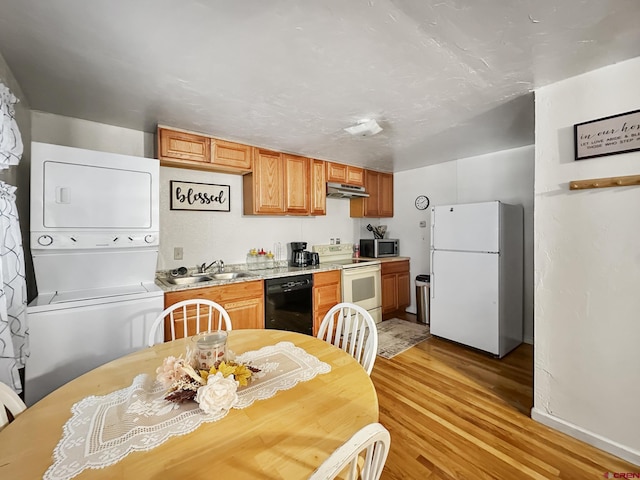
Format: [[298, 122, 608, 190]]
[[360, 238, 399, 258]]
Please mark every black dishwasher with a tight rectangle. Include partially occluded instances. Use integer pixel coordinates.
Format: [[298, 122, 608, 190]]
[[264, 274, 313, 335]]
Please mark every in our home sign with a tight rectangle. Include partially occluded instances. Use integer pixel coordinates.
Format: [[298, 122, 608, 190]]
[[170, 181, 230, 211]]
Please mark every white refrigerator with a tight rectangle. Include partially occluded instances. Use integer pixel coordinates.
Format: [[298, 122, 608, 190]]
[[430, 201, 523, 357]]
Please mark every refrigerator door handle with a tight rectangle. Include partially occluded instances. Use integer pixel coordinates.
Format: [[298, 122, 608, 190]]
[[430, 212, 435, 249], [430, 249, 435, 299]]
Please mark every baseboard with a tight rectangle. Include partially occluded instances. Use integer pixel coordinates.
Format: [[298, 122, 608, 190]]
[[523, 334, 533, 345], [531, 407, 640, 466]]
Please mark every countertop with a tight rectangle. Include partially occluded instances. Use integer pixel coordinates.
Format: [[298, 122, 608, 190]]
[[156, 256, 411, 293], [359, 256, 410, 263], [156, 263, 342, 292]]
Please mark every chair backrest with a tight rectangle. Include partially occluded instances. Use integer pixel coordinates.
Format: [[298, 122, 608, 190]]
[[309, 422, 390, 480], [148, 299, 232, 346], [317, 302, 378, 375], [0, 382, 27, 431]]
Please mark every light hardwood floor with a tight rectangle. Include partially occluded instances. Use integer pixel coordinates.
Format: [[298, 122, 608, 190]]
[[372, 314, 639, 479]]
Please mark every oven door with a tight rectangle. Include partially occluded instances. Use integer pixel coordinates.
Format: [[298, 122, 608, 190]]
[[342, 264, 381, 319]]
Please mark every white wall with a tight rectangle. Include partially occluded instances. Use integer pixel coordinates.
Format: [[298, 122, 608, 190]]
[[30, 113, 361, 272], [159, 167, 358, 270], [533, 57, 640, 464], [384, 145, 535, 342]]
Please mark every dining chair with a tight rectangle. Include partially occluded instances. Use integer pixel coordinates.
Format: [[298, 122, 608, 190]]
[[317, 302, 378, 375], [147, 299, 232, 346], [0, 382, 27, 431], [308, 422, 391, 480]]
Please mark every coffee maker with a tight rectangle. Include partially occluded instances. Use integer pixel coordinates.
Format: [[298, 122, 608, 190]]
[[289, 241, 309, 267]]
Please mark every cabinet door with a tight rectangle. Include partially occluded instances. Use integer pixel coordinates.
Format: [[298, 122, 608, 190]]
[[310, 159, 326, 216], [212, 138, 252, 172], [313, 270, 341, 335], [378, 172, 394, 217], [164, 288, 219, 340], [158, 127, 210, 163], [250, 149, 285, 214], [346, 166, 364, 186], [326, 162, 347, 183], [283, 154, 310, 214], [364, 170, 380, 217], [397, 272, 411, 310], [219, 298, 264, 329], [381, 273, 398, 315]]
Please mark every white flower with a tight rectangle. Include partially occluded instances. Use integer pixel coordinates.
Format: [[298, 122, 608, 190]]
[[156, 356, 186, 388], [195, 372, 239, 415]]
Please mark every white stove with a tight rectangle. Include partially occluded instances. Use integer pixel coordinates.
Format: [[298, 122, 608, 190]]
[[313, 243, 382, 323], [312, 243, 380, 268]]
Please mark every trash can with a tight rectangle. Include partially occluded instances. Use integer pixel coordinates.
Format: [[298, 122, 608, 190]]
[[415, 274, 430, 324]]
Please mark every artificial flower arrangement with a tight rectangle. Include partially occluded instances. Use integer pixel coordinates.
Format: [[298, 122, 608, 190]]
[[156, 347, 261, 415]]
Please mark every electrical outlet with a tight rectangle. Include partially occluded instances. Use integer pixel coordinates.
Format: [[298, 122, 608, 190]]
[[174, 247, 183, 260], [419, 220, 427, 228]]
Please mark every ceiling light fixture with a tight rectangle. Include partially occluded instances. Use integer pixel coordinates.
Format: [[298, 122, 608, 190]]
[[344, 118, 383, 137]]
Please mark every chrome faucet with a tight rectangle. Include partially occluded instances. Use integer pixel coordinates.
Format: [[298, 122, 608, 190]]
[[199, 260, 224, 273]]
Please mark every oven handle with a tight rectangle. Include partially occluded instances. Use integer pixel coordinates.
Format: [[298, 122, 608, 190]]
[[341, 265, 381, 277]]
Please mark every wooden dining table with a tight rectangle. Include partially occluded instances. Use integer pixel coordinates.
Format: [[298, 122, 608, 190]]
[[0, 329, 379, 479]]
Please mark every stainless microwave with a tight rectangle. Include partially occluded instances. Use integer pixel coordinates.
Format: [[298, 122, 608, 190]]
[[360, 238, 399, 258]]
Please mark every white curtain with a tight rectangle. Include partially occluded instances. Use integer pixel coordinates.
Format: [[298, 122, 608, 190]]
[[0, 182, 28, 392], [0, 82, 27, 393], [0, 82, 23, 169]]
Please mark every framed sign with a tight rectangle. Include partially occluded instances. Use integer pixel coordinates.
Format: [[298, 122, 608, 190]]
[[170, 181, 230, 211], [574, 109, 640, 160]]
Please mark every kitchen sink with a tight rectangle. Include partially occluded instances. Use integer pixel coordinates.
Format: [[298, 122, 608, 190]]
[[163, 275, 213, 285], [208, 272, 253, 280], [161, 271, 254, 286]]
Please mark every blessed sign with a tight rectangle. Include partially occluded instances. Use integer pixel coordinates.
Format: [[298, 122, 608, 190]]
[[170, 181, 230, 211], [574, 109, 640, 160]]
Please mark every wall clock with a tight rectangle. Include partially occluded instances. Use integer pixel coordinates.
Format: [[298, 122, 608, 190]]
[[415, 195, 430, 210]]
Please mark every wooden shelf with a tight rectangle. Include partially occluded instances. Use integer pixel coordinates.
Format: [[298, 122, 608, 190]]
[[569, 174, 640, 190]]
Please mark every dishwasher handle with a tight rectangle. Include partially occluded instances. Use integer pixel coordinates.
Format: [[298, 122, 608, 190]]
[[265, 275, 313, 294]]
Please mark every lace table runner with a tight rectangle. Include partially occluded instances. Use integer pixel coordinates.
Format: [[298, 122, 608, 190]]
[[45, 341, 330, 480]]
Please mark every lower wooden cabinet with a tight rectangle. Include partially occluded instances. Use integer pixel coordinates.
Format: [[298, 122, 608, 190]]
[[164, 280, 265, 340], [381, 260, 410, 319], [312, 270, 341, 336]]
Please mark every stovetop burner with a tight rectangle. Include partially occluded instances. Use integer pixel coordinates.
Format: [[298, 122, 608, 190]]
[[312, 243, 380, 268]]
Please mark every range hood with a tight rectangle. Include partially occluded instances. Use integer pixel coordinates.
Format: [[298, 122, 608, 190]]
[[326, 182, 369, 199]]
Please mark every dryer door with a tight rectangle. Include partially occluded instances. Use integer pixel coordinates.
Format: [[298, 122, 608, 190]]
[[43, 160, 153, 229]]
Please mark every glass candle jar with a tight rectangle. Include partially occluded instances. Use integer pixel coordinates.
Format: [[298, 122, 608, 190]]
[[191, 331, 227, 370]]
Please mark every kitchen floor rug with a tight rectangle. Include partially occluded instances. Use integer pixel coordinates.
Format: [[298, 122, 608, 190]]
[[376, 318, 431, 359]]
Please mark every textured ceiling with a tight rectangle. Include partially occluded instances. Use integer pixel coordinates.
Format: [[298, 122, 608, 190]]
[[1, 0, 639, 172]]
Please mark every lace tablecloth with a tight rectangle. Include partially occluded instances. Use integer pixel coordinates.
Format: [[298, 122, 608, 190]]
[[44, 341, 330, 480]]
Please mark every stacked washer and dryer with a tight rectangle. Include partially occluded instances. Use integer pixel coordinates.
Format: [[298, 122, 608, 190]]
[[25, 142, 164, 406]]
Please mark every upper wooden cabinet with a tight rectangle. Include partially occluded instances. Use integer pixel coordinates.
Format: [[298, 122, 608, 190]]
[[157, 126, 252, 174], [350, 170, 394, 218], [244, 150, 323, 216], [244, 148, 285, 215], [211, 138, 252, 172], [326, 162, 364, 186], [310, 159, 326, 216], [283, 154, 310, 214], [158, 127, 210, 163]]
